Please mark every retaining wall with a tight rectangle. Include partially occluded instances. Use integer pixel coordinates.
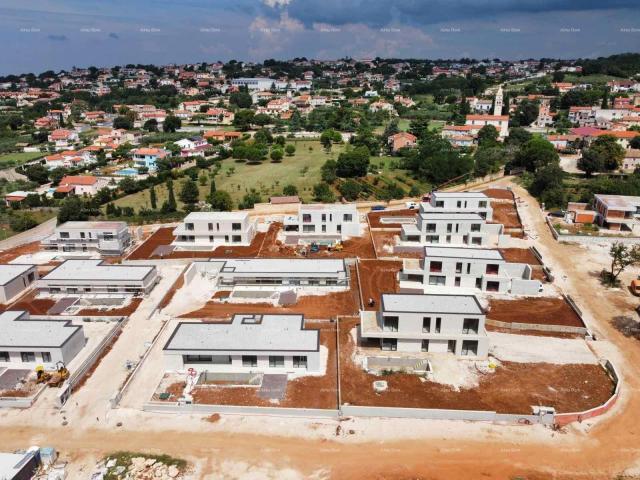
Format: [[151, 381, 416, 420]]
[[143, 401, 339, 418], [0, 385, 46, 409], [546, 216, 640, 245], [485, 318, 587, 335]]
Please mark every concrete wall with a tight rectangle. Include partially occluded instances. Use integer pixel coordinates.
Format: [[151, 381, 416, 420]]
[[0, 266, 37, 303], [143, 401, 339, 417], [546, 216, 640, 245], [165, 350, 321, 374]]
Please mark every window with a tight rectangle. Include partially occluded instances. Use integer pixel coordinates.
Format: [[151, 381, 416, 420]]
[[462, 318, 479, 334], [435, 318, 441, 333], [209, 236, 214, 242], [454, 276, 461, 287], [321, 225, 327, 233], [60, 232, 70, 239], [426, 235, 439, 244], [321, 214, 326, 222], [107, 287, 118, 293], [80, 232, 85, 238], [456, 201, 462, 208], [475, 278, 482, 289], [293, 356, 307, 368], [471, 237, 482, 245], [435, 201, 444, 207], [421, 340, 429, 352], [383, 316, 399, 332], [425, 223, 436, 233], [302, 214, 312, 223], [455, 262, 462, 273], [232, 235, 242, 243], [479, 201, 487, 208], [242, 355, 257, 367], [466, 263, 471, 274], [232, 223, 242, 231], [429, 261, 442, 273], [185, 223, 194, 231], [381, 338, 397, 351], [21, 352, 35, 362], [269, 356, 285, 367], [208, 223, 213, 231], [41, 352, 51, 362], [446, 235, 452, 244], [422, 317, 431, 333], [461, 340, 478, 356], [446, 223, 452, 233], [428, 275, 445, 286], [470, 223, 481, 232], [183, 355, 231, 364], [302, 225, 315, 233], [486, 281, 500, 292], [486, 264, 500, 275], [343, 214, 353, 222], [447, 340, 456, 353], [0, 352, 9, 362]]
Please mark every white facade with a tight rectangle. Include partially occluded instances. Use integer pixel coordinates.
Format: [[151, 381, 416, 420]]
[[465, 115, 509, 138], [360, 293, 489, 358], [163, 314, 321, 373], [0, 310, 86, 368], [422, 191, 493, 220], [401, 246, 541, 295], [283, 203, 362, 241], [38, 259, 159, 295], [173, 212, 256, 251], [0, 264, 37, 304], [41, 221, 131, 256], [402, 212, 503, 247]]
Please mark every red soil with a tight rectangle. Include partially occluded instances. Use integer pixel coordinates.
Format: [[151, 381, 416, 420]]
[[487, 297, 584, 328]]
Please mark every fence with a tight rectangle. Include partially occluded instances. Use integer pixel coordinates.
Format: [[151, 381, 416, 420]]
[[546, 216, 640, 245], [142, 401, 340, 418], [54, 318, 127, 408]]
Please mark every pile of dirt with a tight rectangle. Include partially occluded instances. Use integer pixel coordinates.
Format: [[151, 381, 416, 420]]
[[357, 260, 402, 310], [498, 248, 541, 265], [482, 188, 515, 201], [487, 297, 584, 328]]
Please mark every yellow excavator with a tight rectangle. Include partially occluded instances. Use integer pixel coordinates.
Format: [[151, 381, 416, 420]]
[[35, 361, 69, 388]]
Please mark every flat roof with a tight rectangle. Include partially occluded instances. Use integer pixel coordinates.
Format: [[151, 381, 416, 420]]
[[0, 310, 82, 348], [419, 213, 484, 221], [424, 246, 504, 260], [300, 203, 357, 212], [431, 191, 488, 198], [183, 211, 248, 221], [58, 221, 128, 230], [382, 293, 484, 314], [0, 264, 35, 286], [164, 314, 319, 352], [594, 194, 640, 211], [0, 451, 34, 478], [217, 258, 346, 274], [42, 259, 155, 282]]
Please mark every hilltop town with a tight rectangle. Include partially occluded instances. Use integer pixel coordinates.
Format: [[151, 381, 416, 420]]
[[0, 54, 640, 479]]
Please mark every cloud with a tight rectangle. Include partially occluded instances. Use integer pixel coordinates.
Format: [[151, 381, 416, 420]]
[[47, 34, 67, 41], [108, 32, 119, 39], [262, 0, 291, 7]]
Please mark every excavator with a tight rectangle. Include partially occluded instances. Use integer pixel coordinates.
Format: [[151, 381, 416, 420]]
[[35, 361, 69, 388]]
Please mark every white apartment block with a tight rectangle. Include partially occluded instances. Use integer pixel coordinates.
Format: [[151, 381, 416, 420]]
[[422, 191, 493, 220], [283, 203, 362, 242], [163, 314, 321, 373], [41, 221, 132, 256], [172, 212, 256, 251], [0, 264, 38, 303], [0, 310, 86, 368], [191, 258, 349, 288], [401, 246, 542, 295], [465, 114, 509, 138], [401, 212, 503, 247], [360, 293, 489, 358], [38, 259, 159, 295]]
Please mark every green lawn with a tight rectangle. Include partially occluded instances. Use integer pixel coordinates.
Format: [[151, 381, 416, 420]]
[[0, 151, 44, 168], [0, 209, 57, 241], [114, 140, 345, 209]]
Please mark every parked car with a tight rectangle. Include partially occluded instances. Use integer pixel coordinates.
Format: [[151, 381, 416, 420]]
[[405, 201, 418, 209], [371, 205, 386, 211]]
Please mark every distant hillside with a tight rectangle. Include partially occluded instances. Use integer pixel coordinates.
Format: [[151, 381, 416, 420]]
[[578, 53, 640, 78]]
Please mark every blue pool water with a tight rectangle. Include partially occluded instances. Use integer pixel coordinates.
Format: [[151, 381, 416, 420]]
[[115, 168, 138, 176]]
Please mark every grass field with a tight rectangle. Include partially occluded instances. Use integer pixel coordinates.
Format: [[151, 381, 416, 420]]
[[0, 209, 57, 241], [114, 140, 345, 210], [0, 151, 44, 168]]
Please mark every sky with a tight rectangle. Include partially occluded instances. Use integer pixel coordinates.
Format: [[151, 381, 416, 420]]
[[0, 0, 639, 75]]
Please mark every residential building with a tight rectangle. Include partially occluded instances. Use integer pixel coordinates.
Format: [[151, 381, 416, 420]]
[[41, 221, 132, 256], [401, 211, 503, 247], [38, 259, 159, 295], [360, 293, 489, 357], [622, 150, 640, 172], [593, 194, 640, 232], [0, 310, 86, 367], [0, 264, 38, 303], [388, 132, 417, 152], [421, 191, 493, 220], [192, 258, 349, 287], [131, 148, 169, 171], [401, 246, 542, 295], [175, 136, 208, 157], [283, 203, 362, 241], [0, 448, 41, 480], [203, 130, 242, 143], [172, 212, 256, 250], [48, 128, 79, 150], [55, 175, 109, 196], [230, 77, 276, 91], [163, 314, 321, 373]]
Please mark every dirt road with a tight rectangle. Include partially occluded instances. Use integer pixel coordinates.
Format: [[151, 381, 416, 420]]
[[2, 180, 640, 478]]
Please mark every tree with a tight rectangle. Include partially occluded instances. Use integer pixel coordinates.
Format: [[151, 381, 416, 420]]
[[254, 128, 273, 145], [321, 159, 338, 183], [58, 197, 88, 223], [588, 135, 625, 171], [143, 119, 158, 132], [163, 115, 181, 133], [409, 117, 430, 140], [513, 99, 539, 127], [474, 147, 509, 177], [149, 185, 157, 210], [313, 182, 335, 202], [239, 189, 262, 209], [119, 177, 138, 194], [477, 125, 499, 148], [233, 110, 255, 131], [282, 184, 298, 196], [179, 179, 199, 205], [320, 129, 341, 151], [606, 243, 640, 286], [270, 148, 284, 162], [338, 179, 362, 201], [513, 136, 559, 172], [630, 136, 640, 150], [229, 91, 252, 108], [577, 148, 605, 177], [113, 116, 133, 130], [164, 178, 177, 212], [285, 144, 296, 156], [335, 146, 370, 178], [505, 127, 533, 147], [9, 214, 38, 232], [209, 190, 233, 211], [24, 164, 49, 184]]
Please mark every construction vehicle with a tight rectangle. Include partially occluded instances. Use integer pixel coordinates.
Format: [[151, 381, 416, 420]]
[[309, 242, 320, 253], [631, 278, 640, 296], [36, 361, 69, 388], [328, 241, 344, 252]]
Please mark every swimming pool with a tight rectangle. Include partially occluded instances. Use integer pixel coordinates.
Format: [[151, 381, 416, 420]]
[[115, 168, 138, 176]]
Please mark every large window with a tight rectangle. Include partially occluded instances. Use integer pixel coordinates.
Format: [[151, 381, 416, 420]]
[[242, 355, 257, 367], [41, 352, 51, 362], [0, 352, 9, 362], [486, 264, 500, 275], [461, 340, 478, 356], [422, 317, 431, 333], [343, 214, 353, 222], [383, 316, 399, 332], [183, 355, 232, 364], [462, 318, 479, 334], [470, 223, 481, 232], [486, 281, 500, 292], [428, 275, 445, 286], [293, 356, 307, 368], [21, 352, 35, 362], [269, 356, 285, 367], [232, 223, 242, 231], [425, 223, 436, 233], [429, 261, 443, 273], [421, 340, 429, 352], [381, 338, 397, 351], [435, 317, 442, 333]]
